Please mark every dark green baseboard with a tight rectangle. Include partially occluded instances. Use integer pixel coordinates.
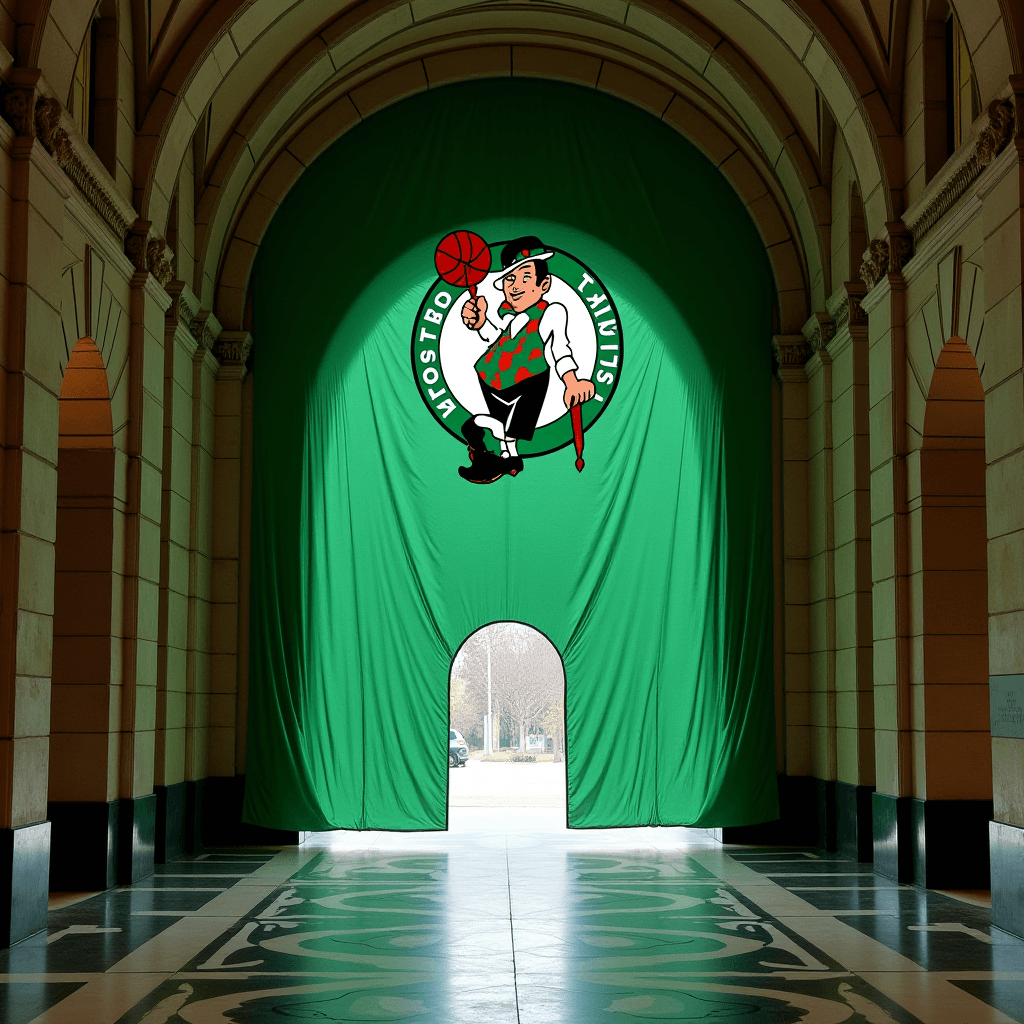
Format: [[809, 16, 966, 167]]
[[836, 782, 874, 862], [155, 782, 186, 863], [873, 793, 992, 887], [717, 775, 838, 851], [193, 776, 307, 847], [991, 820, 1024, 939], [0, 821, 50, 946], [48, 796, 156, 890]]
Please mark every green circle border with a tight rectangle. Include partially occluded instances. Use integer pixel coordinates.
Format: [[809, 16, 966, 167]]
[[411, 243, 623, 458]]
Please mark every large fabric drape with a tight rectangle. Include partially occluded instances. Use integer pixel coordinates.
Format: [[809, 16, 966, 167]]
[[244, 79, 777, 830]]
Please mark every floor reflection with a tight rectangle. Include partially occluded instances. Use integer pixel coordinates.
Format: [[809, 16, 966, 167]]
[[0, 813, 1021, 1023]]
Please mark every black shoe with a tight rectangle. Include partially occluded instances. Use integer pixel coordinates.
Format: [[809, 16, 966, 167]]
[[504, 456, 524, 477], [458, 450, 506, 484], [461, 417, 493, 464]]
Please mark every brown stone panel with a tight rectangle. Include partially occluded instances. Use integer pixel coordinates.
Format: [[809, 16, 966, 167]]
[[511, 47, 601, 86], [920, 505, 987, 570], [287, 101, 361, 168], [596, 62, 673, 117], [718, 150, 769, 205], [746, 193, 793, 249], [661, 95, 737, 166], [921, 634, 989, 685], [424, 46, 511, 84], [234, 193, 277, 248], [349, 62, 429, 118]]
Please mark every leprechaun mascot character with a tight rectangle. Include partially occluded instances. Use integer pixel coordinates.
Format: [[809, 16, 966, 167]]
[[459, 236, 595, 483]]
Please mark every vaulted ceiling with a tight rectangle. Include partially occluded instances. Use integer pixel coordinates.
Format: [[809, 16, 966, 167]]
[[13, 0, 1018, 328]]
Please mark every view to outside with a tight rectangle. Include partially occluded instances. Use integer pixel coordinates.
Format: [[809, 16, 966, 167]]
[[449, 623, 566, 811]]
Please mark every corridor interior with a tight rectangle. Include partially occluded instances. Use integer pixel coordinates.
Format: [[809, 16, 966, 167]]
[[5, 813, 1023, 1024]]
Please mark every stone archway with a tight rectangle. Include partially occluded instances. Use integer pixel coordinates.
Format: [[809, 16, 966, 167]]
[[49, 336, 121, 892], [910, 334, 991, 888]]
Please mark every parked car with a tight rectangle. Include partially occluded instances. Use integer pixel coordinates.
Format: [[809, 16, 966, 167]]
[[449, 729, 468, 767]]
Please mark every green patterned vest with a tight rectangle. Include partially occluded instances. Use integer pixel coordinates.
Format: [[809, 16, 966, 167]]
[[476, 300, 549, 390]]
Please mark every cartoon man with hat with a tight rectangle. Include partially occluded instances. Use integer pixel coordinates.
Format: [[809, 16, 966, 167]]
[[459, 235, 595, 483]]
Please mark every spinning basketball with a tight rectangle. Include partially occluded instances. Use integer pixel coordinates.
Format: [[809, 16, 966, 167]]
[[434, 231, 491, 296]]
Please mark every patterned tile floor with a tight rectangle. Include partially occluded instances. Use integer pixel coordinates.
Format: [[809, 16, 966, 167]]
[[3, 807, 1023, 1023]]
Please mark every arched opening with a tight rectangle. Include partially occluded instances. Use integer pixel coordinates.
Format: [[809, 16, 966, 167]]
[[48, 337, 120, 893], [68, 0, 120, 176], [912, 335, 990, 888], [923, 0, 982, 181], [449, 623, 566, 827]]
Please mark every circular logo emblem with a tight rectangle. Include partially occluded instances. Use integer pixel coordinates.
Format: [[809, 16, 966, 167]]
[[412, 233, 622, 473]]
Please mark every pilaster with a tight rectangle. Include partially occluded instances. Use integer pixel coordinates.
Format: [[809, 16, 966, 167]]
[[988, 74, 1024, 936], [773, 335, 812, 781], [184, 311, 221, 810], [861, 224, 915, 878], [209, 332, 252, 781], [0, 68, 68, 942], [154, 282, 200, 860], [118, 238, 172, 881], [803, 313, 839, 825]]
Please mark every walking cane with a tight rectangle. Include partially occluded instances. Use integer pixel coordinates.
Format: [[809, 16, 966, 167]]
[[571, 404, 584, 472]]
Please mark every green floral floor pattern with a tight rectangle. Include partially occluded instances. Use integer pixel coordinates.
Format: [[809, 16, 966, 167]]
[[4, 813, 1019, 1023], [115, 838, 925, 1023]]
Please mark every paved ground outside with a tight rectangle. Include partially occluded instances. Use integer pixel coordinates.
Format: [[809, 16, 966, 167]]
[[448, 759, 567, 808]]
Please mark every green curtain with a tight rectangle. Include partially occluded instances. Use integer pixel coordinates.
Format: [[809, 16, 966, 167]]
[[244, 79, 777, 830]]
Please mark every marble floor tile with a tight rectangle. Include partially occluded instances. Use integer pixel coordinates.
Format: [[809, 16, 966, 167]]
[[0, 827, 1020, 1023]]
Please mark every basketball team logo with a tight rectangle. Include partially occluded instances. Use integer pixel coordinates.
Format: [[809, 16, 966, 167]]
[[412, 231, 622, 484]]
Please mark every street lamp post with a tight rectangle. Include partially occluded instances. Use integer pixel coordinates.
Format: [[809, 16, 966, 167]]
[[484, 635, 493, 755]]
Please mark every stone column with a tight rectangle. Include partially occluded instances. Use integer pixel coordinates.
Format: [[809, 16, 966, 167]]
[[154, 284, 200, 861], [205, 331, 252, 839], [772, 335, 813, 834], [236, 370, 254, 778], [861, 225, 914, 881], [804, 316, 839, 849], [0, 70, 69, 943], [985, 77, 1024, 937], [183, 311, 220, 851], [119, 223, 172, 883], [828, 285, 876, 861]]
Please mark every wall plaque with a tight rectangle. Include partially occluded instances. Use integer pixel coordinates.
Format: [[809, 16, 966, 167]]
[[991, 675, 1024, 738]]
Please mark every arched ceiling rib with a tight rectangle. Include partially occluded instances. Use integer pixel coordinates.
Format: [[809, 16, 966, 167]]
[[133, 0, 898, 233], [208, 42, 817, 336], [177, 2, 885, 328], [179, 6, 831, 314], [28, 0, 1016, 335]]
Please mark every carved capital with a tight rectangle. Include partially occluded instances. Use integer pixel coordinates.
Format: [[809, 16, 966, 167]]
[[165, 281, 198, 331], [4, 90, 33, 137], [190, 310, 222, 353], [977, 98, 1015, 166], [214, 330, 253, 370], [772, 334, 811, 369], [3, 69, 41, 138], [859, 239, 889, 288], [845, 282, 868, 327], [860, 225, 912, 289], [125, 219, 151, 271], [803, 312, 835, 353], [34, 97, 72, 164], [887, 224, 913, 274], [146, 238, 174, 287], [826, 282, 868, 331]]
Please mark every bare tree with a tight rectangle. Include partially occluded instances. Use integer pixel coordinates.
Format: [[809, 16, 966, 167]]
[[452, 623, 563, 752], [540, 693, 565, 762]]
